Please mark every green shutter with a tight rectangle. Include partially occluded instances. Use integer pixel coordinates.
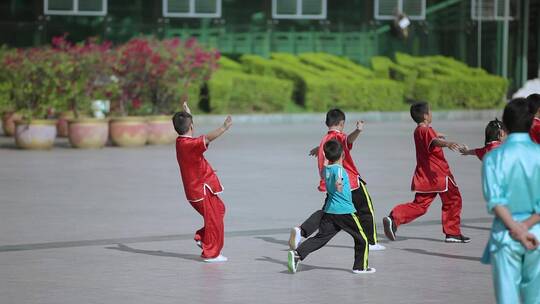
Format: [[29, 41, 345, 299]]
[[402, 0, 423, 18], [378, 0, 399, 17], [48, 0, 73, 11], [195, 0, 217, 14], [276, 0, 297, 15], [302, 0, 322, 15], [78, 0, 103, 12], [168, 0, 190, 13]]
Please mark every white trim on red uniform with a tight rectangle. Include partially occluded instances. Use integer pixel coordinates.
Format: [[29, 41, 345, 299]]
[[413, 176, 457, 193], [189, 183, 224, 203]]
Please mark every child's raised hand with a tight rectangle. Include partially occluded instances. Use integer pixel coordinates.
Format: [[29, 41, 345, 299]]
[[309, 146, 319, 157], [459, 145, 469, 154], [223, 115, 232, 130], [356, 120, 365, 132], [182, 101, 191, 114]]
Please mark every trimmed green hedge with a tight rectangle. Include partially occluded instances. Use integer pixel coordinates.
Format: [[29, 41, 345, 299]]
[[239, 54, 404, 112], [208, 70, 294, 113], [297, 53, 374, 79], [390, 52, 507, 109], [218, 56, 243, 72], [371, 56, 393, 79], [413, 75, 508, 109]]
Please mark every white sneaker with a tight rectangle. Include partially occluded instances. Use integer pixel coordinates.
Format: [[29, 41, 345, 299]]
[[289, 227, 302, 250], [369, 244, 386, 251], [203, 254, 228, 263], [195, 240, 202, 249], [352, 267, 376, 274]]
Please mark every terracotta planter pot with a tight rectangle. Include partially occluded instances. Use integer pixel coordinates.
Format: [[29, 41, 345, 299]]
[[15, 119, 57, 150], [56, 111, 75, 137], [109, 116, 148, 147], [146, 115, 176, 145], [68, 118, 109, 149], [2, 112, 23, 137]]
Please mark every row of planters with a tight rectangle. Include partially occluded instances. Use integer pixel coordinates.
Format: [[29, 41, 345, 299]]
[[1, 114, 177, 149], [0, 36, 218, 149]]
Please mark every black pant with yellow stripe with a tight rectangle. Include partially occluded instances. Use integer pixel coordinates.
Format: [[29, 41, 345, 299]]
[[296, 213, 369, 271], [300, 180, 378, 245]]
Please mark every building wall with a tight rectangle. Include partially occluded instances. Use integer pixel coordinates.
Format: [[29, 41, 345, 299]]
[[0, 0, 537, 88]]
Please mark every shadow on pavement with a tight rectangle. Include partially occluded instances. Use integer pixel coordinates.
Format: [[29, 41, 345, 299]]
[[106, 243, 202, 262], [461, 224, 491, 231], [400, 248, 481, 262], [256, 256, 352, 274]]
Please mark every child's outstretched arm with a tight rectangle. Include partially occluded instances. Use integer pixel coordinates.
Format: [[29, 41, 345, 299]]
[[309, 146, 319, 157], [431, 137, 464, 152], [459, 145, 476, 156], [493, 205, 539, 250], [347, 120, 364, 145], [205, 116, 232, 144]]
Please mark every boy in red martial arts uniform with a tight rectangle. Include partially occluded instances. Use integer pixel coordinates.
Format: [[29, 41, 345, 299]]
[[382, 102, 470, 243], [528, 93, 540, 144], [173, 102, 232, 262]]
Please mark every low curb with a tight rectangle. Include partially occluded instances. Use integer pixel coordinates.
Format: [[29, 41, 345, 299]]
[[193, 109, 503, 125]]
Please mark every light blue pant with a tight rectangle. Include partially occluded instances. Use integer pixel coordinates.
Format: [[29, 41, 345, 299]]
[[491, 241, 540, 304]]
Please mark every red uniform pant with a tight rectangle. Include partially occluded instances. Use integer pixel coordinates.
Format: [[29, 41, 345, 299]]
[[190, 192, 226, 258], [391, 181, 462, 236]]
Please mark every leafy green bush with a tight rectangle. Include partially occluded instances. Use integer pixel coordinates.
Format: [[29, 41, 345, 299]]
[[208, 70, 294, 113], [371, 56, 393, 79], [413, 75, 508, 109], [297, 53, 374, 79], [218, 56, 243, 72]]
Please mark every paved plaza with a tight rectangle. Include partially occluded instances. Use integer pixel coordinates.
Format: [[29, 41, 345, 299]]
[[0, 116, 498, 303]]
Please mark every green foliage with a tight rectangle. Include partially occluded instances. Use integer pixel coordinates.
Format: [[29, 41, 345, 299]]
[[208, 71, 294, 113], [297, 53, 373, 80], [389, 52, 507, 109], [370, 56, 394, 79], [218, 56, 243, 71], [305, 79, 406, 112], [413, 76, 508, 109]]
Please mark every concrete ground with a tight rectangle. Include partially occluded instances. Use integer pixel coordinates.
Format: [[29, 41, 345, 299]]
[[0, 118, 498, 304]]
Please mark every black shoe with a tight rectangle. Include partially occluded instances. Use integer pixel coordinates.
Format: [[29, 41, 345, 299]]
[[445, 234, 471, 243], [383, 216, 397, 241]]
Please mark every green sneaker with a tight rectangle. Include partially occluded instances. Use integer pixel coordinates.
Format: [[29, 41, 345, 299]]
[[287, 250, 300, 273]]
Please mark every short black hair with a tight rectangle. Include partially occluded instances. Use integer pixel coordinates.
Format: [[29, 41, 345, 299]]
[[410, 102, 430, 123], [527, 93, 540, 116], [502, 98, 532, 133], [172, 111, 193, 135], [323, 139, 343, 163], [484, 118, 505, 144], [325, 108, 346, 127]]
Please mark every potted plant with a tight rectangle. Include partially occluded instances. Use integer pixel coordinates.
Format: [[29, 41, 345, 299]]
[[0, 47, 21, 137], [57, 36, 115, 149], [108, 38, 153, 147], [4, 46, 60, 149], [144, 38, 219, 145]]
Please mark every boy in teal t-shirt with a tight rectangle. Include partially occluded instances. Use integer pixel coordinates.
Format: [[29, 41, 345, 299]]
[[287, 139, 376, 274]]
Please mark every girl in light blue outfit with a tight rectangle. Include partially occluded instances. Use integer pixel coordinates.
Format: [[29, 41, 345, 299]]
[[482, 98, 540, 304]]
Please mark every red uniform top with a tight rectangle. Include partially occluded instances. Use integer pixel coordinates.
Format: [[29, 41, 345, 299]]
[[411, 125, 454, 193], [317, 129, 362, 192], [176, 135, 223, 202], [474, 141, 502, 161], [530, 117, 540, 144]]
